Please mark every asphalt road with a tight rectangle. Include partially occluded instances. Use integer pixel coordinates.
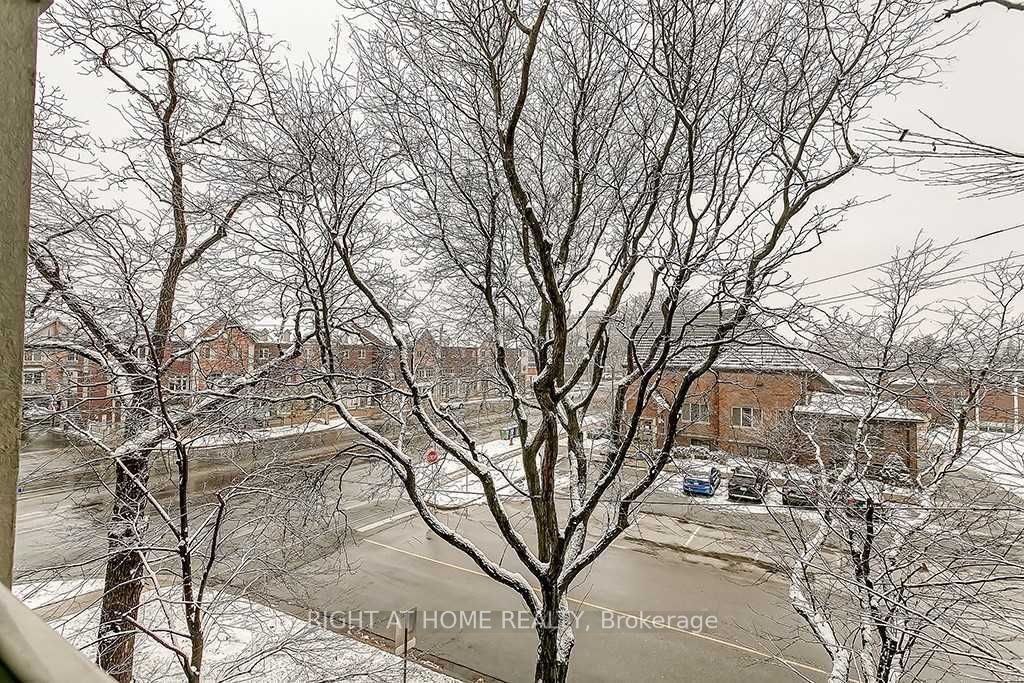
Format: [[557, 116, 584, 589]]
[[274, 500, 832, 683], [14, 460, 833, 683], [21, 406, 1013, 683], [18, 451, 1019, 683]]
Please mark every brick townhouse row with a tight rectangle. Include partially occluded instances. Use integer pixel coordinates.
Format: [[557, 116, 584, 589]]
[[21, 317, 525, 430], [625, 312, 1022, 475]]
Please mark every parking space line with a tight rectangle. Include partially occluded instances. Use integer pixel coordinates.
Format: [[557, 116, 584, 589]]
[[355, 509, 418, 534]]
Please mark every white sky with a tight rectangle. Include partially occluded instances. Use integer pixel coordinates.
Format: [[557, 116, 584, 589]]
[[36, 1, 1024, 308]]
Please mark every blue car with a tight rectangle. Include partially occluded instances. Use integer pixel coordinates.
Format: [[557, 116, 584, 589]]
[[682, 465, 721, 496]]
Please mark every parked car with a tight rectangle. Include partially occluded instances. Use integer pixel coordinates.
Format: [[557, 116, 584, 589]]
[[781, 473, 819, 508], [681, 465, 721, 496], [728, 466, 769, 502]]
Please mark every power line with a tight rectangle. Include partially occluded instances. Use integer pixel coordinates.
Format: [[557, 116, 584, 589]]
[[795, 222, 1024, 290], [804, 253, 1024, 308]]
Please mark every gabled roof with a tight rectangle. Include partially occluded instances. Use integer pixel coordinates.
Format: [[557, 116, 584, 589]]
[[25, 318, 74, 340], [334, 324, 389, 347], [634, 308, 822, 374], [201, 316, 257, 341]]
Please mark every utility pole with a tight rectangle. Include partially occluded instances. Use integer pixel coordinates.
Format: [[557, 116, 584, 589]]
[[0, 0, 49, 589]]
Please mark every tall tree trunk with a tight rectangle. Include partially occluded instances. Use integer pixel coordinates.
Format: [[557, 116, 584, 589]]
[[96, 452, 152, 682], [534, 597, 573, 683], [535, 627, 570, 683]]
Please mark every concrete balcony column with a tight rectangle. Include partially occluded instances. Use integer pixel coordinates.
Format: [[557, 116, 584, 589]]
[[0, 0, 49, 589]]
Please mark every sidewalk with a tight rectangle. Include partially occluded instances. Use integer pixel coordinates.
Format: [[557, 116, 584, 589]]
[[423, 438, 568, 509]]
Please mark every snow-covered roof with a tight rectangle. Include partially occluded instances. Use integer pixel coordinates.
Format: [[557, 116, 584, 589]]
[[821, 373, 870, 393], [794, 392, 926, 423]]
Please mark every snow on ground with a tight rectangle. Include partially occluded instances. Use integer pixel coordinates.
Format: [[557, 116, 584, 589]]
[[425, 443, 528, 508], [17, 581, 452, 683], [13, 577, 105, 610], [163, 416, 349, 450], [962, 431, 1024, 495], [422, 437, 583, 508], [657, 450, 918, 511]]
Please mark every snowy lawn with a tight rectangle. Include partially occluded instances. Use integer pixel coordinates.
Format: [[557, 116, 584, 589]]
[[161, 416, 349, 450], [960, 431, 1024, 495], [15, 580, 453, 683], [14, 577, 105, 610], [423, 438, 580, 508]]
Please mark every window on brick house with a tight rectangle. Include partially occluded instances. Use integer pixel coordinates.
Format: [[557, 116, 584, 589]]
[[23, 370, 43, 386], [203, 346, 212, 359], [167, 377, 190, 392], [731, 406, 761, 428], [23, 349, 44, 363], [259, 347, 270, 361], [684, 402, 710, 424], [358, 349, 366, 359], [638, 418, 656, 445]]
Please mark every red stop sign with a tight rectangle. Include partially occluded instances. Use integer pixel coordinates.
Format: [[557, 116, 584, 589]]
[[425, 447, 439, 464]]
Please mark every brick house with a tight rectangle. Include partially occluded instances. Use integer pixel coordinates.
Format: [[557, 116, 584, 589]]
[[410, 331, 525, 403], [624, 312, 924, 472], [22, 315, 525, 431], [21, 320, 92, 426], [194, 318, 259, 390], [194, 317, 334, 425], [22, 320, 200, 429], [331, 327, 397, 416], [793, 392, 926, 474], [977, 368, 1022, 429], [826, 366, 1022, 433], [627, 322, 837, 460]]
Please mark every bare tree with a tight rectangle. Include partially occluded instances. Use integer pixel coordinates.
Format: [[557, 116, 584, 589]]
[[28, 2, 317, 680], [937, 0, 1024, 22], [241, 0, 949, 679], [762, 246, 1024, 682], [879, 113, 1024, 199], [880, 1, 1024, 198]]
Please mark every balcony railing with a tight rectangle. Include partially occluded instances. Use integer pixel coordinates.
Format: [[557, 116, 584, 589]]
[[0, 582, 112, 682]]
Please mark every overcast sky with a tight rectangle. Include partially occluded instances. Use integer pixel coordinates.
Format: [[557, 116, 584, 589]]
[[37, 1, 1024, 308]]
